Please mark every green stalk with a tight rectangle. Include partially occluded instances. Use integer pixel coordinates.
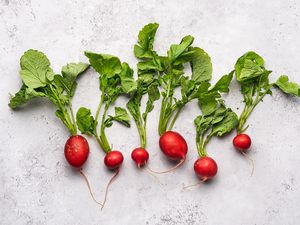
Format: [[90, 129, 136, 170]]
[[196, 131, 207, 157], [168, 106, 183, 131], [68, 101, 77, 135], [158, 96, 167, 135], [137, 120, 146, 148], [133, 107, 147, 148], [99, 103, 111, 153], [237, 87, 270, 134], [49, 84, 75, 135], [95, 93, 105, 128]]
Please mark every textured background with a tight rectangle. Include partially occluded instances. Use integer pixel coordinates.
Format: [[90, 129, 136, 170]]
[[1, 0, 300, 224]]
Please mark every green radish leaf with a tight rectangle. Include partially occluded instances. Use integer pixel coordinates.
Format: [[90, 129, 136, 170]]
[[211, 72, 233, 93], [109, 107, 131, 127], [144, 83, 160, 119], [84, 52, 122, 78], [168, 35, 194, 62], [194, 115, 213, 133], [198, 92, 219, 116], [76, 107, 97, 135], [235, 51, 266, 82], [134, 23, 159, 59], [275, 75, 300, 96], [20, 49, 54, 88], [180, 76, 196, 102], [137, 60, 159, 71], [57, 62, 90, 97], [119, 63, 137, 94], [210, 111, 238, 136], [127, 98, 141, 123], [191, 47, 212, 83], [8, 84, 45, 109], [173, 49, 196, 65], [147, 82, 160, 102]]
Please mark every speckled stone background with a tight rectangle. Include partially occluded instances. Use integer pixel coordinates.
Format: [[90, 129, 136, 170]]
[[1, 0, 300, 224]]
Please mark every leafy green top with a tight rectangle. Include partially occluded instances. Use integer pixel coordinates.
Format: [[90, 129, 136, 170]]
[[234, 51, 300, 133], [76, 52, 135, 153], [133, 23, 213, 136], [9, 49, 89, 135], [194, 73, 238, 157]]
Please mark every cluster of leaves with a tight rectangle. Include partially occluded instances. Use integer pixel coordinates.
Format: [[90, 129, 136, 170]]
[[125, 23, 161, 148], [9, 49, 89, 135], [133, 23, 213, 135], [234, 51, 300, 133], [126, 79, 160, 148], [194, 72, 238, 157], [76, 52, 135, 153]]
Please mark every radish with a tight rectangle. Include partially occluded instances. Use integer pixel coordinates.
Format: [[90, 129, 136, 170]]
[[145, 131, 188, 174], [78, 52, 136, 209], [127, 23, 161, 169], [184, 73, 237, 188], [233, 51, 300, 153], [131, 147, 149, 168], [104, 150, 124, 169], [159, 131, 188, 160], [233, 133, 251, 151], [8, 50, 102, 205], [64, 135, 89, 168], [194, 157, 218, 180]]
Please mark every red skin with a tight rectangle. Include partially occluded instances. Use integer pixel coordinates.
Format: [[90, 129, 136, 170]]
[[233, 134, 251, 151], [194, 157, 218, 179], [64, 135, 89, 168], [104, 150, 124, 169], [131, 147, 149, 167], [159, 131, 188, 160]]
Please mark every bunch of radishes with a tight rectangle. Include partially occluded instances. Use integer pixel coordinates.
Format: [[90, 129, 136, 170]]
[[9, 24, 300, 207]]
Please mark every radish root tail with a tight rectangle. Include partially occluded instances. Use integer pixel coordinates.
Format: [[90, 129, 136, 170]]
[[79, 169, 103, 206], [241, 152, 254, 176], [146, 158, 185, 174], [101, 168, 120, 210], [182, 178, 208, 190], [143, 163, 162, 184]]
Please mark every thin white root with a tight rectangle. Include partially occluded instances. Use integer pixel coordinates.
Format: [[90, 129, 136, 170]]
[[146, 159, 185, 174], [241, 151, 254, 177], [182, 178, 208, 190], [143, 163, 162, 185], [79, 170, 103, 206], [101, 169, 119, 210]]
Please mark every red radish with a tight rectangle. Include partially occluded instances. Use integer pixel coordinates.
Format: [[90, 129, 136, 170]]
[[65, 135, 103, 206], [194, 157, 218, 180], [233, 133, 251, 151], [131, 147, 149, 167], [147, 131, 188, 174], [64, 135, 89, 168], [104, 150, 124, 169], [233, 134, 254, 176], [159, 131, 188, 160], [101, 150, 124, 209]]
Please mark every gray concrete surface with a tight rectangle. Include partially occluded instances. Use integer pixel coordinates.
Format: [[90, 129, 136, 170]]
[[1, 0, 300, 224]]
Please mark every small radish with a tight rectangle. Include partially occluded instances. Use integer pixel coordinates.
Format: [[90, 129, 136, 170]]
[[233, 133, 251, 151], [159, 131, 188, 160], [184, 89, 238, 189], [100, 150, 124, 209], [64, 135, 102, 206], [194, 157, 218, 180], [233, 133, 254, 175], [147, 131, 188, 174], [131, 147, 149, 167], [64, 135, 89, 168], [104, 150, 124, 169]]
